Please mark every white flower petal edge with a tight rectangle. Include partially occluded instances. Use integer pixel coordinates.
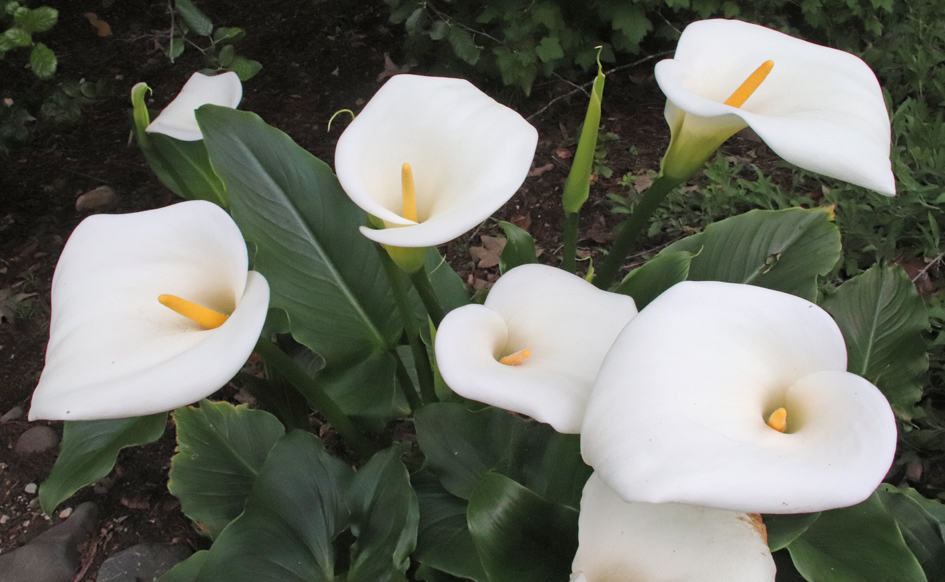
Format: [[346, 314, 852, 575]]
[[146, 71, 242, 141], [335, 74, 538, 247], [435, 264, 637, 433], [655, 19, 894, 195], [571, 474, 776, 582], [581, 281, 897, 514], [29, 200, 269, 420]]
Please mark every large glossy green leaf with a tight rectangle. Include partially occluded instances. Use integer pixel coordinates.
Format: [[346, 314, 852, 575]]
[[424, 249, 469, 312], [130, 83, 226, 206], [878, 485, 945, 580], [197, 105, 400, 367], [615, 249, 693, 309], [346, 447, 419, 582], [662, 207, 841, 301], [764, 512, 821, 551], [787, 491, 927, 582], [414, 403, 590, 508], [467, 472, 578, 582], [413, 470, 487, 582], [168, 401, 285, 539], [821, 265, 928, 417], [39, 413, 167, 513], [158, 550, 209, 582], [196, 431, 354, 582], [319, 350, 409, 430]]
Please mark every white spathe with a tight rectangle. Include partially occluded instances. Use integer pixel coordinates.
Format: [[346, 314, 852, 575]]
[[571, 474, 776, 582], [435, 264, 637, 433], [581, 281, 897, 514], [145, 71, 242, 141], [29, 201, 269, 420], [655, 19, 894, 195], [334, 74, 538, 247]]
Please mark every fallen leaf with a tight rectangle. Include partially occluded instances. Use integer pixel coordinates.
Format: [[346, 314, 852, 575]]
[[509, 214, 532, 231], [377, 52, 413, 82], [583, 215, 611, 244], [555, 148, 573, 159], [83, 13, 112, 37], [633, 173, 654, 193], [469, 235, 506, 269], [528, 162, 554, 178]]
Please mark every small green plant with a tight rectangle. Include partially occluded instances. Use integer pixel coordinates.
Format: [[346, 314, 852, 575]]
[[166, 0, 261, 81], [0, 1, 58, 79]]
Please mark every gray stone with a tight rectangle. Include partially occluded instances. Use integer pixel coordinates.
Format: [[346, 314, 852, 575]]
[[0, 405, 23, 423], [14, 426, 59, 455], [96, 543, 192, 582], [0, 502, 98, 582], [75, 186, 117, 212]]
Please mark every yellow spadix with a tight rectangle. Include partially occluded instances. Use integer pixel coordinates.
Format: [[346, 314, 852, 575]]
[[158, 294, 229, 329]]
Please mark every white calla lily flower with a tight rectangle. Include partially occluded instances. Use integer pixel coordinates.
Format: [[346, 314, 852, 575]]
[[435, 264, 637, 433], [146, 71, 242, 141], [334, 74, 538, 248], [582, 281, 896, 514], [29, 201, 269, 420], [571, 473, 776, 582], [655, 19, 894, 195]]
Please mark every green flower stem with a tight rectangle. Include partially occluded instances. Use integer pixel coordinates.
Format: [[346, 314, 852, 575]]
[[253, 339, 373, 457], [376, 247, 434, 407], [593, 174, 683, 289], [409, 266, 446, 326], [562, 211, 580, 273], [393, 351, 422, 412]]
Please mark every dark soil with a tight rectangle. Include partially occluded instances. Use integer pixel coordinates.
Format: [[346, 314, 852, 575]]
[[0, 0, 878, 579]]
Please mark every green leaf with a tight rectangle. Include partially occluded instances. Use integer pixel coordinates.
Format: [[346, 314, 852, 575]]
[[609, 4, 651, 50], [662, 207, 841, 301], [29, 42, 56, 79], [534, 36, 564, 63], [821, 265, 928, 417], [15, 6, 57, 33], [878, 485, 945, 580], [497, 220, 538, 274], [320, 350, 410, 431], [787, 491, 927, 582], [428, 20, 448, 40], [228, 56, 262, 81], [4, 27, 31, 47], [413, 470, 486, 581], [175, 0, 213, 36], [196, 431, 354, 581], [764, 512, 821, 551], [217, 43, 234, 67], [168, 401, 285, 539], [197, 105, 401, 367], [467, 473, 578, 582], [167, 35, 185, 60], [424, 249, 469, 312], [447, 27, 480, 65], [212, 26, 245, 43], [158, 550, 209, 582], [414, 403, 590, 508], [346, 447, 419, 582], [39, 414, 167, 514], [562, 52, 604, 215], [615, 249, 693, 309]]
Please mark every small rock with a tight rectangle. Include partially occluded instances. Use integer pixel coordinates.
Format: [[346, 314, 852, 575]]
[[75, 186, 117, 212], [15, 425, 59, 454], [24, 483, 37, 494], [1, 405, 23, 423], [58, 507, 72, 520], [0, 502, 97, 582], [0, 515, 8, 525], [96, 543, 192, 582]]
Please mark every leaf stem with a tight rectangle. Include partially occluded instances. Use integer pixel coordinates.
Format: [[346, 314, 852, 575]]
[[594, 174, 682, 289], [562, 211, 580, 273], [253, 339, 373, 458], [409, 266, 446, 326]]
